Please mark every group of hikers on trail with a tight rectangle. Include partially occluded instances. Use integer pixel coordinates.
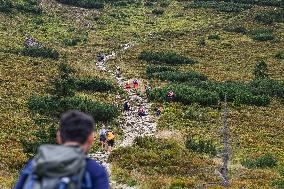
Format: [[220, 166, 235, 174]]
[[124, 79, 147, 91], [99, 126, 115, 153]]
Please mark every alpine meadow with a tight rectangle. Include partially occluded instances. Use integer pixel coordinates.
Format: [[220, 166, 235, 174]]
[[0, 0, 284, 188]]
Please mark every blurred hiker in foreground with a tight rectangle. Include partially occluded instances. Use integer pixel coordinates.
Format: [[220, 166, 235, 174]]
[[14, 110, 109, 189]]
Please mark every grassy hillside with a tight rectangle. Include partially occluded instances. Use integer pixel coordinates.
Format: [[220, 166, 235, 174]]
[[0, 0, 283, 188]]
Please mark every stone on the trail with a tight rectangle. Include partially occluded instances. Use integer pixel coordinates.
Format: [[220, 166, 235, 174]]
[[24, 38, 42, 48]]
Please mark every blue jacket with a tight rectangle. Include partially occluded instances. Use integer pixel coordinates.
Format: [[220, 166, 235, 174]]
[[14, 158, 109, 189]]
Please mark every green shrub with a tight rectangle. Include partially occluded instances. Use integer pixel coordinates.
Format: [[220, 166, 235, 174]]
[[182, 80, 272, 106], [224, 26, 247, 34], [185, 137, 217, 156], [208, 34, 221, 40], [15, 0, 42, 14], [152, 8, 165, 15], [106, 0, 140, 6], [28, 95, 119, 121], [160, 1, 171, 7], [272, 179, 284, 189], [56, 0, 105, 9], [109, 137, 213, 177], [75, 77, 116, 92], [150, 71, 208, 82], [51, 63, 76, 98], [184, 1, 252, 13], [144, 1, 154, 6], [249, 79, 284, 98], [0, 0, 13, 12], [63, 38, 81, 46], [222, 0, 282, 7], [249, 29, 275, 41], [22, 46, 59, 60], [148, 84, 220, 106], [139, 51, 197, 65], [146, 65, 175, 76], [253, 60, 269, 79], [255, 10, 284, 24], [274, 51, 284, 59], [21, 117, 57, 156], [197, 37, 206, 46], [169, 178, 194, 189], [242, 154, 277, 168]]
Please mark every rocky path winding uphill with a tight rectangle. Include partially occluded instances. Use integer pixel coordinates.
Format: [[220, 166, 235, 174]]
[[89, 43, 157, 189]]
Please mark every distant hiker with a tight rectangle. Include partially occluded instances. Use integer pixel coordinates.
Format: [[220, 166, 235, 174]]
[[167, 90, 175, 101], [123, 101, 130, 112], [138, 106, 147, 117], [97, 53, 105, 62], [106, 128, 115, 153], [115, 66, 121, 78], [133, 79, 139, 89], [14, 110, 109, 189], [99, 125, 107, 151], [124, 82, 131, 90], [115, 93, 121, 100], [156, 106, 163, 117]]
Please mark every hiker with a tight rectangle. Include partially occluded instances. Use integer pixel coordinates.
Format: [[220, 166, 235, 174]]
[[115, 66, 121, 78], [133, 79, 139, 90], [123, 101, 130, 112], [167, 90, 175, 101], [14, 110, 109, 189], [138, 106, 147, 117], [97, 53, 105, 63], [156, 106, 163, 117], [124, 82, 131, 90], [99, 125, 107, 151], [106, 128, 115, 153]]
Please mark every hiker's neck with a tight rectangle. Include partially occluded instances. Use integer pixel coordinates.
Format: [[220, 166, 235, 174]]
[[63, 142, 89, 153]]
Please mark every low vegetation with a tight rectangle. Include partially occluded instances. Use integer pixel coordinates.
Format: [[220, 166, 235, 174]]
[[109, 137, 219, 188], [255, 10, 284, 24], [75, 77, 116, 92], [184, 1, 252, 13], [185, 137, 217, 156], [0, 0, 42, 14], [242, 154, 278, 169], [139, 51, 197, 65], [22, 46, 60, 60]]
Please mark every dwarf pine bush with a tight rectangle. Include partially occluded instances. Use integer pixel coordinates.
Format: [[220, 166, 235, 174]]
[[242, 154, 277, 168], [139, 51, 197, 65], [22, 46, 59, 60], [75, 77, 116, 92], [185, 137, 217, 156], [255, 10, 284, 24], [28, 96, 119, 121]]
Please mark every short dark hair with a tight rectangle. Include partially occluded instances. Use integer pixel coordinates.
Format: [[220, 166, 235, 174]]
[[60, 110, 94, 144]]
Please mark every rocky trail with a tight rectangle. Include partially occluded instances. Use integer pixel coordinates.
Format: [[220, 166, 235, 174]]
[[89, 43, 157, 189]]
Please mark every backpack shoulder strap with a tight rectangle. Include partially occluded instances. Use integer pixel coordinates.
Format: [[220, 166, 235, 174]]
[[81, 171, 92, 189]]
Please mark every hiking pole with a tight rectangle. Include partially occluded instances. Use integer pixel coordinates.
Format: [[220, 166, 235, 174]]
[[221, 94, 229, 187]]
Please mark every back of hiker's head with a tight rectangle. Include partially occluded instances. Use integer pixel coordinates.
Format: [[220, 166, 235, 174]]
[[60, 110, 94, 145]]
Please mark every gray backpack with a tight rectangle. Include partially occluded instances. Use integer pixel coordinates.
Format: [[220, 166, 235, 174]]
[[23, 144, 92, 189]]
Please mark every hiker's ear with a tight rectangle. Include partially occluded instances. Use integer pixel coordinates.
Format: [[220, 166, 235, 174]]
[[56, 131, 62, 144], [87, 132, 94, 145]]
